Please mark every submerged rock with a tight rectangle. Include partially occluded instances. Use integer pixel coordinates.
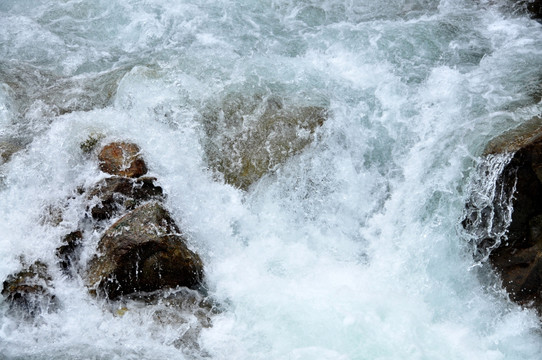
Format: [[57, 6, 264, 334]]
[[467, 118, 542, 310], [202, 93, 327, 190], [150, 288, 221, 352], [86, 202, 204, 299], [0, 140, 23, 164], [1, 261, 58, 319], [88, 176, 163, 220], [98, 142, 148, 178]]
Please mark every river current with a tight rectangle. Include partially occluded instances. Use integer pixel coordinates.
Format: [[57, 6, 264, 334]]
[[1, 0, 542, 359]]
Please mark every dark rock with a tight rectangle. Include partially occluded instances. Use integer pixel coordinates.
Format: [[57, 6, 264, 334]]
[[527, 0, 542, 19], [86, 202, 204, 299], [487, 139, 542, 305], [470, 121, 542, 310], [98, 142, 148, 178], [87, 176, 163, 220], [1, 261, 58, 319], [56, 231, 83, 276], [202, 93, 327, 190]]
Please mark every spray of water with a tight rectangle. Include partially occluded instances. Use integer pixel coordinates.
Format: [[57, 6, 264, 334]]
[[1, 0, 542, 359]]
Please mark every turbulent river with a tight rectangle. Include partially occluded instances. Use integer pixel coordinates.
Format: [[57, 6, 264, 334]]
[[1, 0, 542, 359]]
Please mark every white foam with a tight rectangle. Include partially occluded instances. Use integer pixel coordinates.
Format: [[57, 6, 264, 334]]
[[1, 0, 542, 359]]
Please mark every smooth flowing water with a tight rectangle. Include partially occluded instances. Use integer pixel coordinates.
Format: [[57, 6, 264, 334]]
[[1, 0, 542, 359]]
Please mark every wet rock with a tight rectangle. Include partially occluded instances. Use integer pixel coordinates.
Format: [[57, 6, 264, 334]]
[[56, 231, 83, 276], [98, 142, 148, 178], [470, 120, 542, 310], [88, 176, 163, 220], [484, 116, 542, 156], [86, 202, 204, 299], [487, 139, 542, 305], [526, 0, 542, 19], [202, 93, 327, 190], [1, 261, 58, 319]]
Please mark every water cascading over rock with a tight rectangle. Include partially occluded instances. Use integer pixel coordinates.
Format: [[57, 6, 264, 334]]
[[97, 142, 148, 178], [1, 261, 58, 320], [87, 176, 164, 220], [86, 202, 204, 299], [202, 92, 328, 190], [84, 142, 204, 299], [2, 140, 205, 317], [464, 117, 542, 311]]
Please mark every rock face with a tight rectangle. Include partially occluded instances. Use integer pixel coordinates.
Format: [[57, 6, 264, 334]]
[[86, 202, 204, 299], [88, 176, 163, 220], [203, 94, 327, 190], [526, 0, 542, 19], [1, 261, 58, 319], [98, 142, 148, 178], [468, 120, 542, 310], [487, 138, 542, 307]]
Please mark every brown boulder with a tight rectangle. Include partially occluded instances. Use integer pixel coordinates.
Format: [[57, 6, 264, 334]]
[[98, 142, 148, 178], [87, 176, 163, 220], [2, 261, 58, 319], [202, 93, 327, 190], [86, 202, 203, 299]]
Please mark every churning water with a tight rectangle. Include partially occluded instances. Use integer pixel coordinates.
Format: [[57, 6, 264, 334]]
[[1, 0, 542, 359]]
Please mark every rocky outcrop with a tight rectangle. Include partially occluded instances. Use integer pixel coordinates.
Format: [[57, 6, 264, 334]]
[[3, 140, 206, 325], [202, 93, 327, 190], [85, 143, 204, 299], [487, 137, 542, 307], [1, 261, 58, 319], [98, 142, 148, 178], [87, 176, 163, 220], [466, 118, 542, 310], [86, 202, 204, 299]]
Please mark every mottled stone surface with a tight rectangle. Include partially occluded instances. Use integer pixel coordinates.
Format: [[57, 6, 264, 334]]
[[86, 202, 203, 299], [98, 142, 148, 178]]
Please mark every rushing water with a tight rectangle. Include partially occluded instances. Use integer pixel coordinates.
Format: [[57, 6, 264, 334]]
[[1, 0, 542, 359]]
